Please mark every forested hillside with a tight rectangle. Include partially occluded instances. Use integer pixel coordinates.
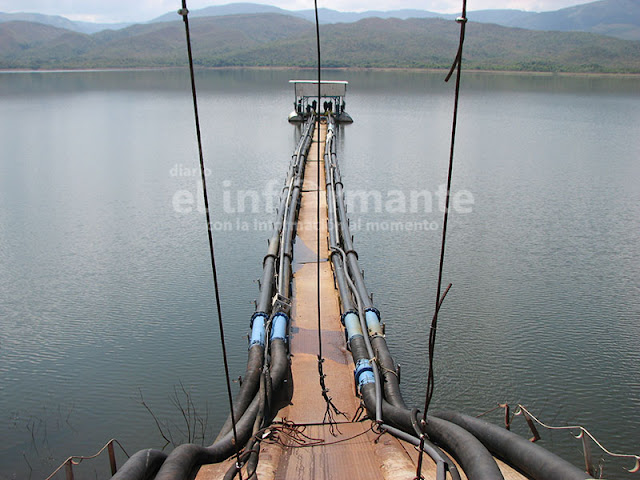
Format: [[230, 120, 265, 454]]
[[1, 13, 639, 73]]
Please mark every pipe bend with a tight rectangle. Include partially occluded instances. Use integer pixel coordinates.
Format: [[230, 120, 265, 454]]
[[370, 336, 407, 409], [262, 252, 278, 264], [344, 249, 358, 259], [424, 415, 505, 480], [154, 351, 292, 480], [215, 344, 264, 440], [110, 449, 167, 480], [358, 383, 503, 480], [269, 338, 290, 386], [282, 251, 293, 261]]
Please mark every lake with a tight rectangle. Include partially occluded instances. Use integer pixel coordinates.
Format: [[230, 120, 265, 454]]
[[0, 68, 638, 479]]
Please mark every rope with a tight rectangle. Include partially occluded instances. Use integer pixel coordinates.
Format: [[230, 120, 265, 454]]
[[416, 2, 467, 479], [221, 417, 374, 471], [261, 419, 375, 449], [179, 3, 243, 478]]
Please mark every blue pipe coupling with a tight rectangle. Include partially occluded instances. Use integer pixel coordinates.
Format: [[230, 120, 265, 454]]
[[342, 311, 363, 341], [270, 312, 289, 342], [365, 308, 384, 337], [354, 359, 375, 389], [249, 312, 267, 347]]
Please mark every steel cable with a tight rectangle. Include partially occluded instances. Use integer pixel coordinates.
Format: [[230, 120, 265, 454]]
[[313, 1, 346, 433], [179, 2, 243, 477], [416, 1, 467, 479]]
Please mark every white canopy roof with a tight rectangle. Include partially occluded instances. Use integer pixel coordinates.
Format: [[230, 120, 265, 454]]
[[289, 80, 348, 98]]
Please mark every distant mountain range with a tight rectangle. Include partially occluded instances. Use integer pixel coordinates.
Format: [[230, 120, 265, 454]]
[[151, 0, 640, 41], [1, 12, 639, 73], [0, 12, 130, 34], [1, 0, 640, 40]]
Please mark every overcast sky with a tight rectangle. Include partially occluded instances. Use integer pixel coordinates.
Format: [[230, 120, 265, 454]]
[[0, 0, 597, 23]]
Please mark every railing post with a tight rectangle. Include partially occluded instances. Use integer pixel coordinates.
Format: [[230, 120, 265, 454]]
[[108, 440, 117, 475], [580, 431, 595, 476], [64, 459, 74, 480], [521, 410, 541, 442], [500, 403, 510, 430]]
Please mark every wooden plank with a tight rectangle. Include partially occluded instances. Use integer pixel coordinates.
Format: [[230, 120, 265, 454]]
[[272, 423, 421, 480], [279, 120, 359, 423]]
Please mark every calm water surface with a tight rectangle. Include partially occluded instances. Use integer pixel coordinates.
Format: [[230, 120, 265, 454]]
[[0, 69, 638, 479]]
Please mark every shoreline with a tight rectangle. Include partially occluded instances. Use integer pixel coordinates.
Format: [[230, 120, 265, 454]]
[[1, 65, 639, 78]]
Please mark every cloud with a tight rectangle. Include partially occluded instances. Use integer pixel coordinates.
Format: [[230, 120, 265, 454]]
[[0, 0, 177, 22], [467, 0, 590, 11]]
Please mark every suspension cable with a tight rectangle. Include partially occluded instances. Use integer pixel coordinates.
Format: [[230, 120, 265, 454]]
[[314, 0, 322, 365], [179, 2, 243, 478], [416, 1, 467, 479], [313, 1, 345, 431]]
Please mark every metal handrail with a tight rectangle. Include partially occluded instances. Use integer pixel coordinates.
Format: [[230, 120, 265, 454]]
[[513, 404, 640, 475], [480, 403, 640, 476], [45, 439, 129, 480]]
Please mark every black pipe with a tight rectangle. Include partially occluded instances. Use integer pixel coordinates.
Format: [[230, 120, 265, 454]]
[[256, 190, 288, 312], [110, 449, 167, 480], [264, 340, 289, 420], [280, 178, 301, 298], [245, 440, 261, 480], [330, 253, 355, 313], [276, 115, 312, 303], [435, 411, 594, 480], [348, 317, 504, 480], [216, 125, 311, 440], [217, 148, 302, 440], [256, 256, 276, 313], [142, 122, 313, 480], [215, 138, 302, 440], [324, 140, 355, 313], [326, 125, 407, 411], [326, 122, 509, 479], [370, 336, 407, 409], [215, 345, 263, 441], [373, 395, 503, 479], [333, 186, 371, 308], [223, 368, 266, 480], [141, 123, 314, 480], [381, 424, 461, 480], [423, 414, 505, 480]]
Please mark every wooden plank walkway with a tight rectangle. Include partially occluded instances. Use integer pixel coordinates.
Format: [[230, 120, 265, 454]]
[[196, 122, 528, 480]]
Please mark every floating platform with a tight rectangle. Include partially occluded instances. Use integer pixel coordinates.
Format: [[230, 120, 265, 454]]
[[288, 80, 353, 124]]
